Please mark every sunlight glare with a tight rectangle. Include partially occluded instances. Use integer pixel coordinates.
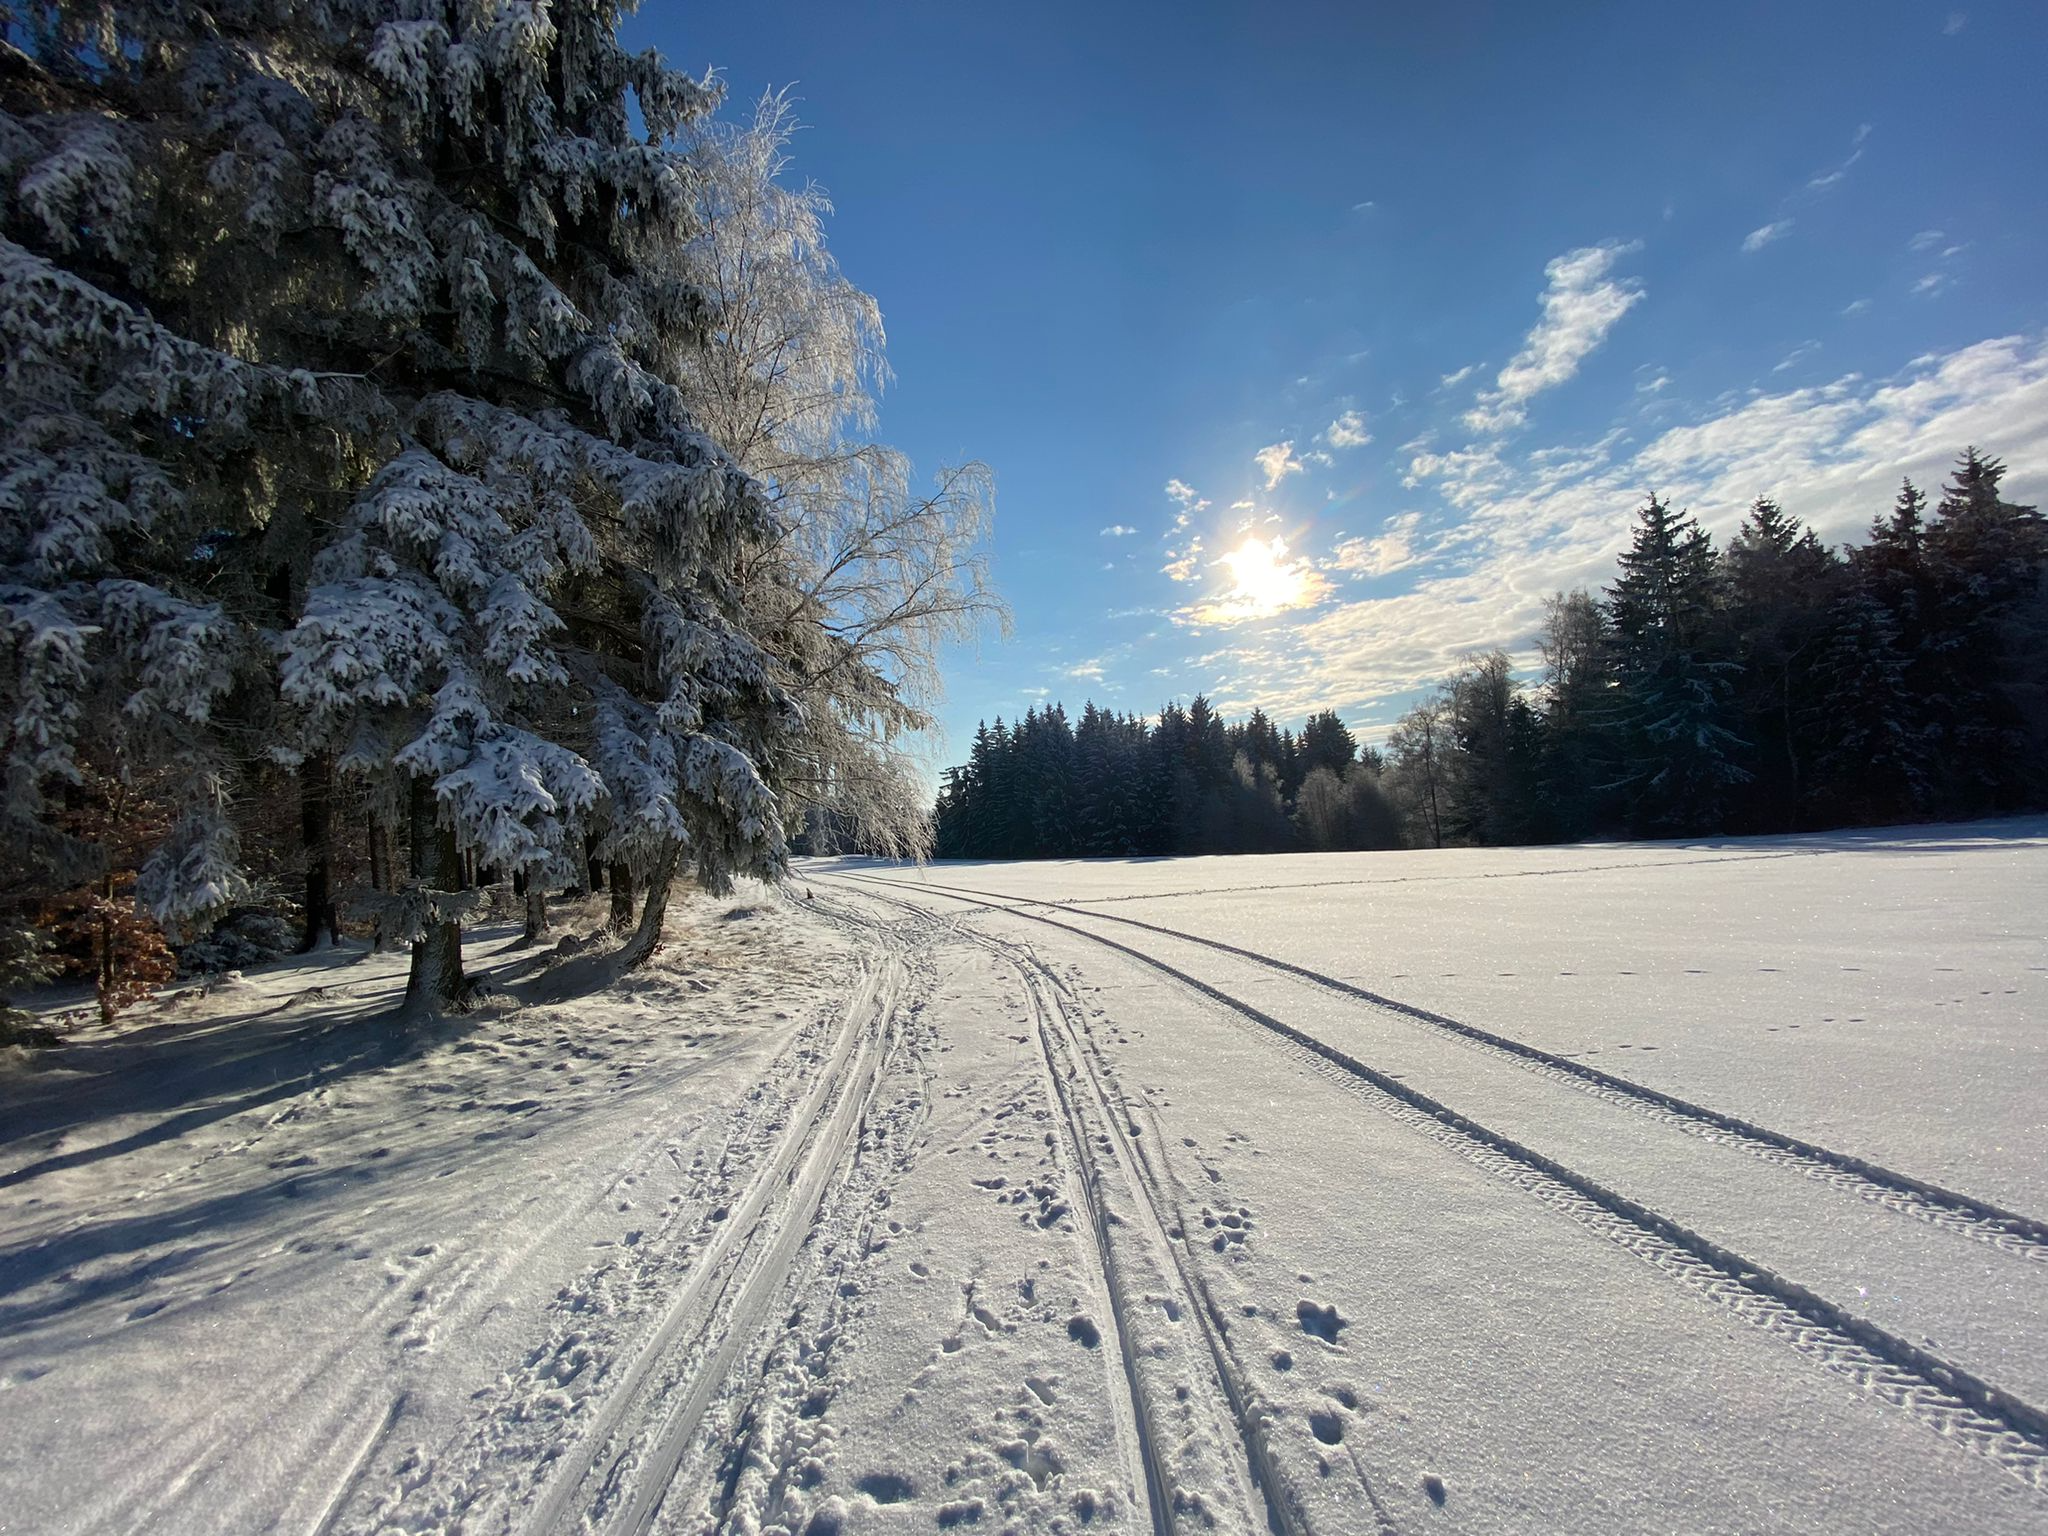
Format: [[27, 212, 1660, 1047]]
[[1220, 535, 1304, 616]]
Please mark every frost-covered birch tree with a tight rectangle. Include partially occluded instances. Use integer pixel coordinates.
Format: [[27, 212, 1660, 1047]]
[[679, 92, 1004, 858], [2, 2, 813, 1011]]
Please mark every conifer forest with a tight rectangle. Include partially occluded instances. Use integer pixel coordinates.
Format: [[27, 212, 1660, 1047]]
[[936, 456, 2047, 860]]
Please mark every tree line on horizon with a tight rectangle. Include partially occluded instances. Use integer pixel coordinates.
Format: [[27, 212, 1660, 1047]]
[[933, 448, 2047, 860]]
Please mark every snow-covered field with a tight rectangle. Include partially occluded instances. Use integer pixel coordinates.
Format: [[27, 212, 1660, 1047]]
[[3, 824, 2045, 1534]]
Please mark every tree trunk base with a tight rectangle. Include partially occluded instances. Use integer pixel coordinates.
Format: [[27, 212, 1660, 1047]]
[[607, 861, 635, 932], [520, 883, 550, 947], [616, 844, 679, 970]]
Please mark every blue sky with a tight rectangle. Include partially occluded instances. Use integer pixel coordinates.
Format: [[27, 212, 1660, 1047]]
[[636, 1, 2048, 756]]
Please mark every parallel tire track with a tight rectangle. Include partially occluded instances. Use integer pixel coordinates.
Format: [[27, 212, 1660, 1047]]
[[824, 872, 2048, 1495], [842, 869, 2048, 1264]]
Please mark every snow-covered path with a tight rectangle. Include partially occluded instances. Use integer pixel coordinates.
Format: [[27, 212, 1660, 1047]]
[[3, 826, 2045, 1534]]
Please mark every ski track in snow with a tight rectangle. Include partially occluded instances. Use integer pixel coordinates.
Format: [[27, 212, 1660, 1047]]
[[822, 866, 2048, 1499]]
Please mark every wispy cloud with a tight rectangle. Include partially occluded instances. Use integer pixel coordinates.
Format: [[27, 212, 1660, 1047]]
[[1908, 228, 1946, 252], [1438, 364, 1477, 391], [1327, 512, 1426, 579], [1464, 242, 1644, 434], [1254, 440, 1305, 488], [1944, 11, 1967, 34], [1742, 218, 1794, 253], [1805, 126, 1871, 192], [1773, 340, 1821, 373], [1100, 524, 1136, 537], [1320, 409, 1372, 449]]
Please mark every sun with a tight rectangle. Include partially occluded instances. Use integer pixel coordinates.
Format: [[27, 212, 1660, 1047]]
[[1219, 535, 1305, 616]]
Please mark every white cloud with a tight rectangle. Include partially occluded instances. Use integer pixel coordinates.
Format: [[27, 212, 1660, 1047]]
[[1164, 477, 1207, 532], [1254, 440, 1305, 488], [1190, 334, 2048, 726], [1328, 512, 1426, 580], [1773, 340, 1821, 373], [1842, 298, 1872, 317], [1100, 524, 1136, 537], [1438, 364, 1477, 390], [1067, 659, 1107, 682], [1464, 242, 1644, 434], [1944, 11, 1967, 34], [1908, 228, 1946, 252], [1914, 272, 1952, 297], [1805, 127, 1869, 192], [1742, 219, 1794, 253], [1320, 409, 1372, 449], [1161, 533, 1205, 582]]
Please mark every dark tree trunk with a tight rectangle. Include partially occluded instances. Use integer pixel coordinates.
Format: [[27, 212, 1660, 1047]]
[[608, 861, 634, 931], [367, 810, 391, 953], [586, 833, 604, 894], [298, 752, 341, 952], [521, 882, 550, 946], [404, 776, 467, 1010], [616, 841, 678, 969]]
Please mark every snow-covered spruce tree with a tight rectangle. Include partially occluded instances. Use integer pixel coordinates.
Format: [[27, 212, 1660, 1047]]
[[3, 3, 807, 1012], [678, 92, 1003, 859]]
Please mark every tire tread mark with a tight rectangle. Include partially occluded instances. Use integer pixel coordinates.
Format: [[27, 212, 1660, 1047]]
[[828, 874, 2048, 1495], [845, 870, 2048, 1263]]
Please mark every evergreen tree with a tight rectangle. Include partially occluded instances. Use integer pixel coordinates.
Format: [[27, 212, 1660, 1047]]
[[1297, 710, 1359, 780], [1441, 650, 1542, 844], [1805, 586, 1933, 823], [1921, 449, 2048, 812], [1, 0, 850, 1010], [1724, 498, 1842, 828], [1605, 495, 1748, 833], [1536, 589, 1618, 837]]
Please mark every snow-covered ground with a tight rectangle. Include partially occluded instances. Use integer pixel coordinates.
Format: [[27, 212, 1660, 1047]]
[[3, 824, 2046, 1534]]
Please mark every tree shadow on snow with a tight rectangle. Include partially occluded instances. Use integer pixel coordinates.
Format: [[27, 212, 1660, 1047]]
[[0, 935, 541, 1181]]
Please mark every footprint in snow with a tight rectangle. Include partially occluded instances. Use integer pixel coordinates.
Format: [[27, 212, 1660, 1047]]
[[1297, 1299, 1348, 1344], [856, 1471, 913, 1505]]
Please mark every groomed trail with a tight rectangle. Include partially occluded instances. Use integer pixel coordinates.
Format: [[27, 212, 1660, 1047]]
[[2, 827, 2044, 1534]]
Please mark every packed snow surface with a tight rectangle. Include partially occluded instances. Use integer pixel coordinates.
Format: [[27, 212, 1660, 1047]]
[[3, 822, 2046, 1534]]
